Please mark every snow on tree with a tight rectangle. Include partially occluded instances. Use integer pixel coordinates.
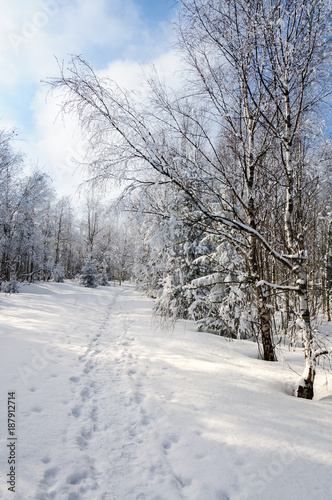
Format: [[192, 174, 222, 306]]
[[79, 258, 98, 288], [188, 238, 257, 340], [47, 0, 332, 398], [1, 279, 19, 293], [52, 264, 65, 283]]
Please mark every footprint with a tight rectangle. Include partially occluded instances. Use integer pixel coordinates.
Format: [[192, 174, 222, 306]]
[[76, 435, 88, 449], [66, 469, 88, 485], [129, 428, 137, 438], [162, 433, 179, 453], [69, 376, 80, 383], [162, 440, 172, 451], [32, 406, 43, 413], [83, 362, 93, 374], [41, 456, 51, 464], [71, 406, 81, 418], [80, 387, 91, 401], [132, 392, 143, 404], [81, 427, 92, 440], [90, 406, 98, 422], [43, 467, 58, 486], [217, 491, 231, 500], [141, 415, 150, 426]]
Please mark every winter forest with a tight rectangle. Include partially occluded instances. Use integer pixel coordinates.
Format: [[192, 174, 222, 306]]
[[2, 0, 332, 402], [2, 0, 332, 498], [0, 130, 133, 288]]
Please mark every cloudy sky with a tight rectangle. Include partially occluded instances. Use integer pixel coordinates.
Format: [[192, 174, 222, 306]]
[[1, 0, 179, 197]]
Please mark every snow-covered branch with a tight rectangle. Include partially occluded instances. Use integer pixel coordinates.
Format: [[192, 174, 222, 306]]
[[256, 280, 300, 292]]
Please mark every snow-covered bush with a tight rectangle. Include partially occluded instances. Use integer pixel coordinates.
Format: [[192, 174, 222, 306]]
[[52, 264, 65, 283], [79, 259, 98, 288], [1, 279, 19, 293], [154, 275, 190, 321]]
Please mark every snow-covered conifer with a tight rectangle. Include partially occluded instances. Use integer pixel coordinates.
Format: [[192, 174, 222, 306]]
[[79, 258, 98, 288]]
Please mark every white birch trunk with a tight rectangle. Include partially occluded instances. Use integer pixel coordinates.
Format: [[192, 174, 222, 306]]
[[296, 256, 315, 399], [283, 82, 315, 398]]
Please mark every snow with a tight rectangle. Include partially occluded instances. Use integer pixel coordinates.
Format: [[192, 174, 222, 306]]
[[1, 282, 332, 500]]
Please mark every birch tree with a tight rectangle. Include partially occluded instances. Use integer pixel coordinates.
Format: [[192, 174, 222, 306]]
[[176, 0, 332, 396], [251, 0, 332, 398]]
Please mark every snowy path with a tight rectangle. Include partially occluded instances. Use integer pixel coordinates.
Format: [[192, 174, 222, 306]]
[[61, 287, 186, 500], [1, 282, 332, 500]]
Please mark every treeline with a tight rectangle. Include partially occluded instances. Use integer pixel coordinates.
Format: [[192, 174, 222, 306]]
[[0, 129, 132, 290]]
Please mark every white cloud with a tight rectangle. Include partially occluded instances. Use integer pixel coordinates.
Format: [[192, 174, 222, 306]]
[[0, 0, 179, 197], [27, 48, 182, 197], [0, 0, 145, 85], [99, 49, 182, 92], [26, 86, 87, 197]]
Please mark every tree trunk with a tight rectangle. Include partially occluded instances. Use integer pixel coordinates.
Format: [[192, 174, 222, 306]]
[[248, 226, 276, 362], [1, 250, 11, 282], [244, 113, 276, 362], [296, 321, 315, 400], [296, 243, 315, 399], [282, 83, 315, 398], [257, 285, 276, 361]]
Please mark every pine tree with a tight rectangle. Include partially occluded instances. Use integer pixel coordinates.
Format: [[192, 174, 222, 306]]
[[79, 258, 98, 288]]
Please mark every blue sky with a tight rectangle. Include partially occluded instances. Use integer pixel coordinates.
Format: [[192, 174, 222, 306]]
[[0, 0, 179, 196], [2, 1, 330, 198]]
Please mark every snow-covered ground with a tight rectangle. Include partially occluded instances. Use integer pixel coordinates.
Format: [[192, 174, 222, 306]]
[[0, 282, 332, 500]]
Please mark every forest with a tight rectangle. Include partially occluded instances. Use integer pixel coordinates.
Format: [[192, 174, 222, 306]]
[[1, 0, 332, 400]]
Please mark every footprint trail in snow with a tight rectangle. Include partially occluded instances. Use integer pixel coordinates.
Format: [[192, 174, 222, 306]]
[[2, 281, 332, 500]]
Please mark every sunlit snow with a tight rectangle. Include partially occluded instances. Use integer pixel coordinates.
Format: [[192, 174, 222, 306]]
[[1, 282, 332, 499]]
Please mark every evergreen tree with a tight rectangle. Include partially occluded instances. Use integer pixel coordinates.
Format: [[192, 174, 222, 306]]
[[79, 258, 98, 288]]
